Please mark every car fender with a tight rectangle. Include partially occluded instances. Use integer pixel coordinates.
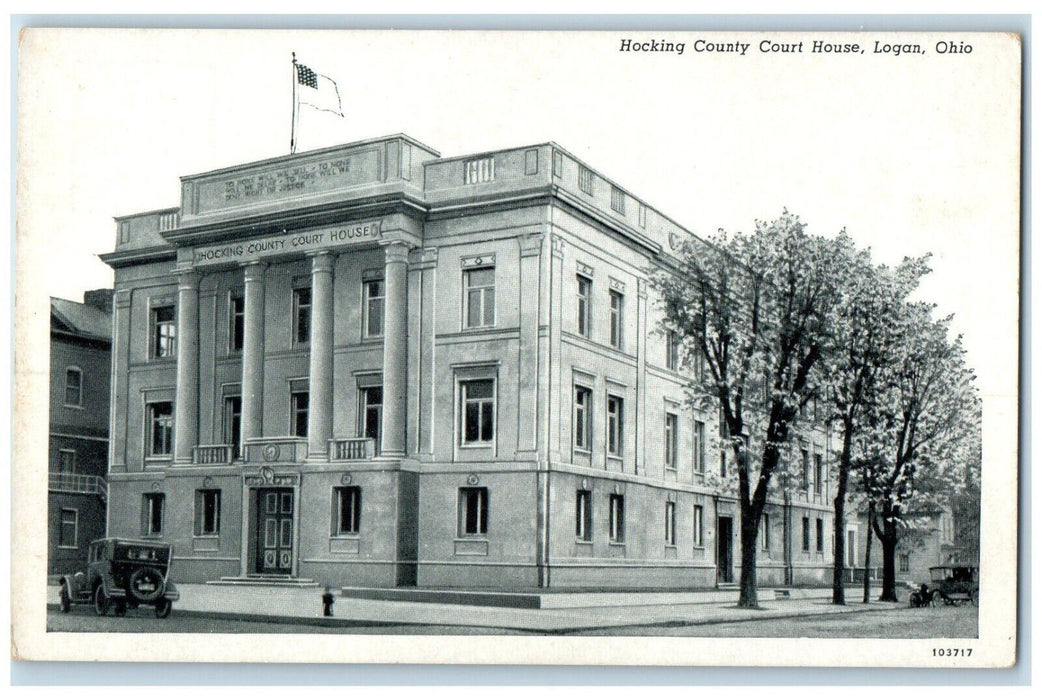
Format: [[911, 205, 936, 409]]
[[163, 581, 180, 601]]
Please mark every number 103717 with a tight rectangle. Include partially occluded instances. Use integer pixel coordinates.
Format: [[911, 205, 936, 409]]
[[933, 648, 973, 657]]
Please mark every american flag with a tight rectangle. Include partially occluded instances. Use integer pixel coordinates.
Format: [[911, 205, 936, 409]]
[[294, 62, 343, 117]]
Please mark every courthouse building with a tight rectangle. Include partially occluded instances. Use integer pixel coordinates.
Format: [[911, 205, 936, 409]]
[[102, 134, 835, 588]]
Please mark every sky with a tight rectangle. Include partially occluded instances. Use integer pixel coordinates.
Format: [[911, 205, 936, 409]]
[[17, 29, 1020, 398]]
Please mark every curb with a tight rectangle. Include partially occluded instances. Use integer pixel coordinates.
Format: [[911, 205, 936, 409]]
[[47, 599, 906, 634]]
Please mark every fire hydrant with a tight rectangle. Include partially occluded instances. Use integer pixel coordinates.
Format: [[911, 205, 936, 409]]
[[322, 587, 335, 617]]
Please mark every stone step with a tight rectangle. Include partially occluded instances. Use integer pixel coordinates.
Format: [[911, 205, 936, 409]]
[[207, 576, 320, 588]]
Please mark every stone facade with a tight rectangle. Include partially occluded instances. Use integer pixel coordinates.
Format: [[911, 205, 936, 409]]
[[102, 135, 835, 589]]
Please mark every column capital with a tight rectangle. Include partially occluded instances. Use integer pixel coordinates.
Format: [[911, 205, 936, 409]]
[[308, 249, 336, 273], [241, 260, 268, 283], [550, 235, 566, 259], [176, 268, 201, 290], [381, 239, 412, 265], [518, 233, 543, 258], [408, 246, 438, 271]]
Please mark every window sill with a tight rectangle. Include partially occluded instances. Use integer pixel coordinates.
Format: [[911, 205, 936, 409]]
[[608, 541, 626, 547], [57, 545, 79, 550], [62, 403, 84, 410], [459, 443, 494, 450], [575, 539, 593, 545], [693, 545, 706, 551], [144, 456, 172, 466], [331, 534, 360, 540]]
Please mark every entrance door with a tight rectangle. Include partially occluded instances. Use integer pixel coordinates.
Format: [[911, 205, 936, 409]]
[[255, 488, 294, 575], [717, 516, 733, 583]]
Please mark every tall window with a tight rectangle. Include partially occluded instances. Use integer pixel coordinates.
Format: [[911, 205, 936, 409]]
[[142, 493, 165, 536], [360, 386, 383, 448], [720, 450, 727, 478], [816, 518, 825, 552], [664, 412, 678, 470], [195, 489, 221, 536], [576, 490, 592, 542], [458, 487, 488, 536], [606, 395, 623, 457], [610, 185, 626, 214], [293, 287, 312, 345], [291, 391, 309, 438], [693, 505, 704, 547], [666, 332, 679, 371], [334, 486, 361, 536], [147, 402, 173, 457], [693, 421, 705, 474], [665, 501, 676, 546], [223, 396, 242, 459], [59, 509, 78, 548], [814, 454, 824, 495], [363, 279, 385, 337], [801, 449, 811, 490], [574, 386, 592, 450], [609, 290, 623, 349], [461, 379, 495, 445], [152, 305, 176, 358], [801, 516, 810, 552], [64, 367, 82, 406], [58, 449, 76, 473], [576, 275, 591, 337], [609, 494, 625, 543], [229, 294, 244, 352], [899, 552, 910, 573], [464, 267, 495, 329], [762, 514, 771, 550]]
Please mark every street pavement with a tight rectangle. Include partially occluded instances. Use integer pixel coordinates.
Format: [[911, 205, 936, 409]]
[[47, 584, 901, 634]]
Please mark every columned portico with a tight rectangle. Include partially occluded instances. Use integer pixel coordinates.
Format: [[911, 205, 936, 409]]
[[307, 251, 335, 456], [173, 268, 200, 463], [380, 240, 410, 457], [241, 261, 267, 443]]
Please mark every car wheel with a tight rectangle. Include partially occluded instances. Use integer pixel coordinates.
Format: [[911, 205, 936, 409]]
[[127, 566, 166, 603], [59, 584, 71, 613], [154, 599, 172, 619], [93, 586, 110, 616], [970, 589, 979, 607]]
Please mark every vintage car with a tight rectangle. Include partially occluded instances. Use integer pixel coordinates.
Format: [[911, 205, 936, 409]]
[[927, 564, 979, 606], [58, 538, 179, 618]]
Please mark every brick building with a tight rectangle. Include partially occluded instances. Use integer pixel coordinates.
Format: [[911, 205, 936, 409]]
[[101, 135, 835, 588], [48, 291, 112, 574]]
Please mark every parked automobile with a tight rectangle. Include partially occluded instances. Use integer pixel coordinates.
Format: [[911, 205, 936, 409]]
[[57, 538, 179, 618], [926, 564, 979, 606]]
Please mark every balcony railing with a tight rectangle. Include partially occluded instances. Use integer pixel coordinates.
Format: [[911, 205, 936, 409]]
[[328, 437, 376, 461], [49, 473, 107, 501], [193, 444, 235, 465]]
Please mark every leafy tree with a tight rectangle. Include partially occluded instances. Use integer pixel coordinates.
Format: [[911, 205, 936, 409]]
[[855, 305, 979, 601], [825, 254, 930, 604], [652, 211, 847, 608]]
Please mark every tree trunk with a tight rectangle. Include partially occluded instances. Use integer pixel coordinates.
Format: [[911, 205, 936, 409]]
[[831, 428, 853, 605], [862, 501, 875, 604], [737, 503, 760, 607], [878, 515, 899, 602]]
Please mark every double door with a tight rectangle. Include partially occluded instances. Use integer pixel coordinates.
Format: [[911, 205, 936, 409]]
[[255, 488, 294, 574]]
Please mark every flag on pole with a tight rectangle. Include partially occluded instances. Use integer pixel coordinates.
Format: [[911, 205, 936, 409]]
[[295, 62, 344, 117]]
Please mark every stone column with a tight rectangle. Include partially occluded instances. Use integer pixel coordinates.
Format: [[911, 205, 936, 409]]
[[109, 289, 132, 471], [380, 241, 410, 458], [241, 261, 267, 444], [307, 251, 334, 457], [516, 233, 543, 456], [173, 268, 200, 464]]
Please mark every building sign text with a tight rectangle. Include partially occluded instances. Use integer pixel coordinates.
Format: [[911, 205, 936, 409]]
[[193, 221, 382, 266]]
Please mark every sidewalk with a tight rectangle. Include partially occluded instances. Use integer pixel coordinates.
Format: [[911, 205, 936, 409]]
[[48, 584, 898, 633]]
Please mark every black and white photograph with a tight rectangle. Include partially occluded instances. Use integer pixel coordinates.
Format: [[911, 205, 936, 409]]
[[12, 26, 1020, 667]]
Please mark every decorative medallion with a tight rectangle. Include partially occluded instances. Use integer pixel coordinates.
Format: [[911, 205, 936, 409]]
[[202, 476, 214, 488], [668, 231, 679, 251], [467, 473, 480, 486], [614, 483, 624, 495], [150, 481, 160, 491], [581, 478, 589, 490], [260, 466, 275, 484], [340, 473, 353, 485], [262, 443, 281, 462]]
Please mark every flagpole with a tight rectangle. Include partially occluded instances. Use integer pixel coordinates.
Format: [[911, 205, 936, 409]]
[[290, 52, 299, 154]]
